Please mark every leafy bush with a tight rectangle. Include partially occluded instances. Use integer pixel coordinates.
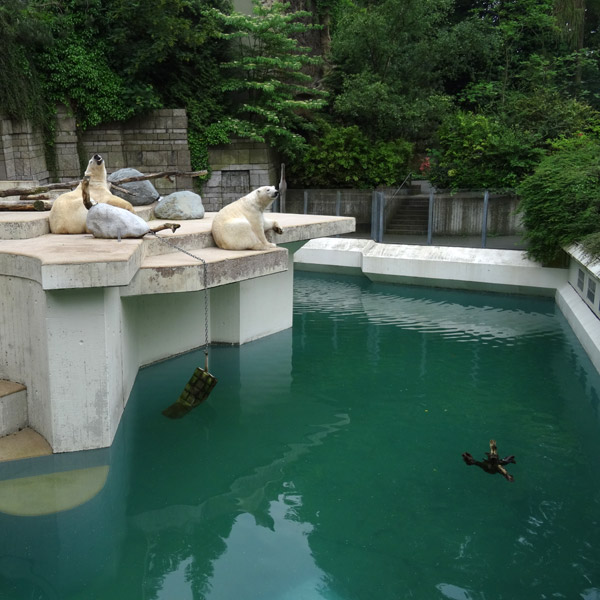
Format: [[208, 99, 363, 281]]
[[517, 134, 600, 264], [287, 123, 413, 188], [429, 111, 542, 190]]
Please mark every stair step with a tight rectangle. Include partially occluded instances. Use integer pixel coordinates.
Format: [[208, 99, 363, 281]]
[[387, 227, 428, 234], [0, 380, 27, 436], [0, 428, 52, 462]]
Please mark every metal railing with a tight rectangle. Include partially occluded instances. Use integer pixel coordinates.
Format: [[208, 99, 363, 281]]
[[281, 187, 525, 250]]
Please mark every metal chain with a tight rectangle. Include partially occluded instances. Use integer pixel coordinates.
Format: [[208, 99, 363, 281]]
[[149, 233, 209, 353]]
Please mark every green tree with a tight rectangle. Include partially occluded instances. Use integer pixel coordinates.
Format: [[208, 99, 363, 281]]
[[0, 0, 50, 123], [326, 0, 454, 143], [205, 0, 327, 157]]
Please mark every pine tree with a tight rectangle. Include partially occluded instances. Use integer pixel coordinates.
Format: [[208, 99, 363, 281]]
[[206, 0, 327, 157]]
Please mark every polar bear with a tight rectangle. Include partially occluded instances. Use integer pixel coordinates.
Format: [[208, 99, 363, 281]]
[[211, 185, 283, 251], [49, 154, 135, 234]]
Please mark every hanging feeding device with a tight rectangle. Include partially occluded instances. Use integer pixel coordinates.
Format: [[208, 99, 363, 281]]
[[154, 239, 218, 418]]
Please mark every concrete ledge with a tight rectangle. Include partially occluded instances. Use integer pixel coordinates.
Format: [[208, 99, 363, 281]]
[[122, 246, 289, 296], [294, 237, 373, 275], [295, 238, 568, 296], [0, 212, 50, 240], [0, 202, 154, 241], [0, 380, 27, 436], [0, 213, 355, 292], [0, 235, 145, 290], [555, 283, 600, 373]]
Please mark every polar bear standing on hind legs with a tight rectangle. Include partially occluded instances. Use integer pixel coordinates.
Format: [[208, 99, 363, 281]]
[[211, 185, 283, 251], [49, 154, 135, 234]]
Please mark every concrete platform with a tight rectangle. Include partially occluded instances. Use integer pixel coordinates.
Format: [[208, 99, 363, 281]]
[[0, 207, 355, 453]]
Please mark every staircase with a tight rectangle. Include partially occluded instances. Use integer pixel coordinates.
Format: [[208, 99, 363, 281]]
[[386, 182, 432, 236]]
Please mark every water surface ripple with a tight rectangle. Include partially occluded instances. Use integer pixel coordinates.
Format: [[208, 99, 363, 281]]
[[0, 272, 599, 600]]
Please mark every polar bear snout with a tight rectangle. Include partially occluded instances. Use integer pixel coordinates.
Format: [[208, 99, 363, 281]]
[[93, 154, 103, 164]]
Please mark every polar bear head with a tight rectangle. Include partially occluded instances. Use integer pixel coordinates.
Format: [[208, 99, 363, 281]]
[[84, 154, 108, 182], [252, 185, 280, 210]]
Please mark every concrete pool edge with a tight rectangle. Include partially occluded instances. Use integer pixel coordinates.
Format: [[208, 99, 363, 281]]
[[294, 237, 600, 374]]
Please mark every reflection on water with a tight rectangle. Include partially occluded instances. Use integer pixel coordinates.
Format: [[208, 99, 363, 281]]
[[0, 272, 599, 600]]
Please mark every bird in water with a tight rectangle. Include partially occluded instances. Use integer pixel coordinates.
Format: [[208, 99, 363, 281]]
[[462, 439, 516, 482]]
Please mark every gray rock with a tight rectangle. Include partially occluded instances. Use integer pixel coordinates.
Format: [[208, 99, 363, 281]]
[[86, 203, 150, 239], [108, 168, 160, 206], [154, 191, 205, 220]]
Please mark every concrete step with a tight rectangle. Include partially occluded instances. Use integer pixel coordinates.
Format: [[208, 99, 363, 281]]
[[0, 427, 52, 462], [388, 221, 428, 229], [0, 380, 27, 436], [386, 227, 428, 234]]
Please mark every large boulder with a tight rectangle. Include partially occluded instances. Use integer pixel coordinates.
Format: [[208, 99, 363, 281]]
[[108, 168, 160, 206], [154, 191, 205, 220]]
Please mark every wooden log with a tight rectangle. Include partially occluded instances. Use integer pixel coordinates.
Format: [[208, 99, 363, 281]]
[[0, 200, 52, 211], [19, 194, 50, 201], [111, 170, 208, 185], [0, 170, 208, 198]]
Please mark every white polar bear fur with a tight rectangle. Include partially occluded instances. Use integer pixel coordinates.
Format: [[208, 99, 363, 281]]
[[211, 185, 282, 251], [49, 154, 135, 234]]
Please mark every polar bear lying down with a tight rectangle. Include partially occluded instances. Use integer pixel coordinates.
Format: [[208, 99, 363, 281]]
[[211, 185, 283, 251]]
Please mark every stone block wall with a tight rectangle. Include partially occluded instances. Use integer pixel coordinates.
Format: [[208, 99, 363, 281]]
[[202, 139, 279, 211], [1, 107, 193, 197], [80, 109, 192, 196], [0, 115, 49, 182]]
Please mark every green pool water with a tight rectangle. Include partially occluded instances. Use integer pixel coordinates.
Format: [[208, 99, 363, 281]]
[[1, 271, 600, 600]]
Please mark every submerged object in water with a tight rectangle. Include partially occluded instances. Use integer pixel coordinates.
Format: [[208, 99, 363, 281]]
[[462, 439, 516, 482]]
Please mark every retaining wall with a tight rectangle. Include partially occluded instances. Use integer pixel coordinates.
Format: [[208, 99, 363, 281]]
[[202, 139, 279, 211], [1, 106, 193, 197]]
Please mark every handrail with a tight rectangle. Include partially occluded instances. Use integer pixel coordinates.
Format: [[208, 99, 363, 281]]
[[388, 172, 413, 200]]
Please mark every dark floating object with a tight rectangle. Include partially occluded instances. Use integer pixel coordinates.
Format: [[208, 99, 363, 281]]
[[462, 439, 516, 482]]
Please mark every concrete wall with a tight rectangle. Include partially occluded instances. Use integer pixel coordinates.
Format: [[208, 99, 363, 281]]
[[567, 243, 600, 320], [202, 138, 279, 211], [432, 192, 523, 236]]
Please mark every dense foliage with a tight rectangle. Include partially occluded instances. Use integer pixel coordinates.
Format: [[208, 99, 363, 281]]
[[517, 133, 600, 264], [2, 0, 600, 256], [287, 123, 413, 188]]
